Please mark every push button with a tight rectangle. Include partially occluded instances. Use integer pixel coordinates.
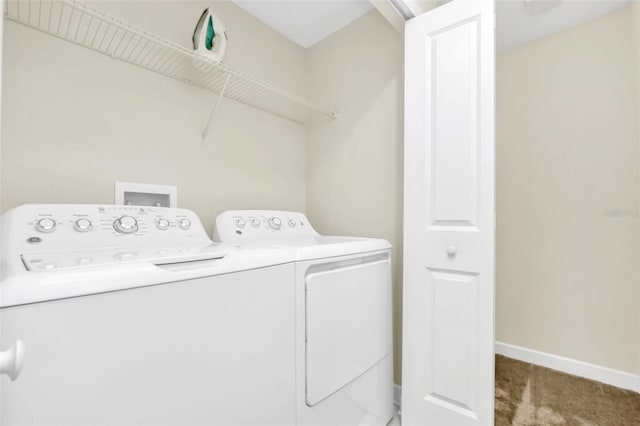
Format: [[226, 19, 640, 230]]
[[116, 252, 137, 261], [39, 263, 57, 270]]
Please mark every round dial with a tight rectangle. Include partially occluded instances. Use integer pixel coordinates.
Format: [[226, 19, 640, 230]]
[[113, 216, 138, 234], [178, 219, 191, 230], [251, 218, 261, 228], [74, 218, 93, 233], [235, 218, 246, 228], [288, 218, 297, 227], [268, 217, 282, 230], [156, 219, 170, 231], [35, 218, 57, 233]]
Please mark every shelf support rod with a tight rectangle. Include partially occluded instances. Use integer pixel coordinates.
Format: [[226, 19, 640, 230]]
[[202, 73, 231, 140]]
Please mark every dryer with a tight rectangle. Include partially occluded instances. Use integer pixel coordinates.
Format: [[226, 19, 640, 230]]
[[214, 210, 395, 426], [0, 204, 296, 426]]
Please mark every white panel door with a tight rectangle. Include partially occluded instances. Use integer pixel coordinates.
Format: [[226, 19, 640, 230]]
[[402, 0, 495, 425]]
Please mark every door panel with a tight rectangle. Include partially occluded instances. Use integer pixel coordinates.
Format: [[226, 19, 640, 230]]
[[430, 17, 480, 227], [295, 252, 394, 426], [402, 0, 495, 425], [305, 259, 392, 406], [427, 269, 478, 418]]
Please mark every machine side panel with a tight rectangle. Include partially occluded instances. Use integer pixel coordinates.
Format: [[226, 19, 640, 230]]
[[0, 264, 296, 426]]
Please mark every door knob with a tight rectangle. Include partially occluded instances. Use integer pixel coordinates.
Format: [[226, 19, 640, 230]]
[[446, 245, 457, 256], [0, 340, 26, 381]]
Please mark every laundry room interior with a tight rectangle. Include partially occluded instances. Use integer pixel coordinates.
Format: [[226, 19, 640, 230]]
[[1, 0, 640, 424]]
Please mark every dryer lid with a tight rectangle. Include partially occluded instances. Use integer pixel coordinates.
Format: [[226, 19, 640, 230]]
[[213, 210, 391, 260], [285, 236, 391, 261]]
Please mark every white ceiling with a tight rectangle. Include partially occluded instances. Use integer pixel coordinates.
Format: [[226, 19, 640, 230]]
[[497, 0, 630, 52], [233, 0, 631, 51], [231, 0, 374, 48]]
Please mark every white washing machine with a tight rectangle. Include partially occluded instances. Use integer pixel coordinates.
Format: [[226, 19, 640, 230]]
[[0, 204, 297, 426], [214, 210, 395, 426]]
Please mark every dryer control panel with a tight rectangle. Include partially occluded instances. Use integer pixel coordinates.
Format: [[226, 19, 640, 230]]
[[213, 210, 319, 243]]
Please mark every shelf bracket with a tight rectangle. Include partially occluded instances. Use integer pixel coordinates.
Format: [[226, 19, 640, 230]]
[[202, 73, 232, 140]]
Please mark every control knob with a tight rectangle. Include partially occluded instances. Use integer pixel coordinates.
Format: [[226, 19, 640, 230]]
[[251, 218, 261, 228], [35, 218, 57, 233], [156, 219, 170, 231], [113, 216, 138, 234], [178, 219, 191, 230], [268, 217, 282, 230], [235, 218, 246, 228], [74, 218, 93, 233]]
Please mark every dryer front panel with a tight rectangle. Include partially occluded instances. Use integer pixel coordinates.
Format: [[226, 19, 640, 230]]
[[305, 257, 392, 406]]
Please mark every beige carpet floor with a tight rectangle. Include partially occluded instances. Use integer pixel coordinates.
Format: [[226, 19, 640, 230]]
[[495, 355, 640, 425]]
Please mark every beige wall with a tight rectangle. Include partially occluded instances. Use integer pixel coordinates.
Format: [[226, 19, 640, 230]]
[[632, 0, 640, 377], [306, 11, 404, 383], [497, 6, 639, 373], [1, 0, 406, 383], [4, 0, 637, 385], [1, 0, 308, 236]]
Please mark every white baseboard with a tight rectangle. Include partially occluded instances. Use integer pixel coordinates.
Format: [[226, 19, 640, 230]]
[[495, 341, 640, 393]]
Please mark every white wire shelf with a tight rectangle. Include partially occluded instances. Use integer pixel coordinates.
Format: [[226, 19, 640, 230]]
[[3, 0, 338, 128]]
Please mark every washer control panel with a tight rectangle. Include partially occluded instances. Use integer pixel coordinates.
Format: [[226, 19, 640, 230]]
[[20, 205, 197, 237], [2, 204, 211, 271], [214, 210, 319, 243]]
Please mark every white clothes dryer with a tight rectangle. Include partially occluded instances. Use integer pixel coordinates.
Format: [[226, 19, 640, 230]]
[[0, 204, 296, 426], [214, 210, 395, 426]]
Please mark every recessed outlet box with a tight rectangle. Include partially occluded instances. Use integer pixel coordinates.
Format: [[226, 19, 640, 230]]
[[115, 182, 177, 208]]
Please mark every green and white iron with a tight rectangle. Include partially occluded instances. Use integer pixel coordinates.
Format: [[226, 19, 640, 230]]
[[192, 8, 228, 63]]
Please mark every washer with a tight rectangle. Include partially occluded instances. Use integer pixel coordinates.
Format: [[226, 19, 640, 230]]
[[0, 204, 296, 426], [214, 210, 395, 426]]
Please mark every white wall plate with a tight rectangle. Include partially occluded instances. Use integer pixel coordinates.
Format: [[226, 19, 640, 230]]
[[114, 182, 177, 208]]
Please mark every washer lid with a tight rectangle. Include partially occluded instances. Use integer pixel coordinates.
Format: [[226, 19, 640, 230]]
[[1, 245, 292, 308], [21, 245, 222, 272]]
